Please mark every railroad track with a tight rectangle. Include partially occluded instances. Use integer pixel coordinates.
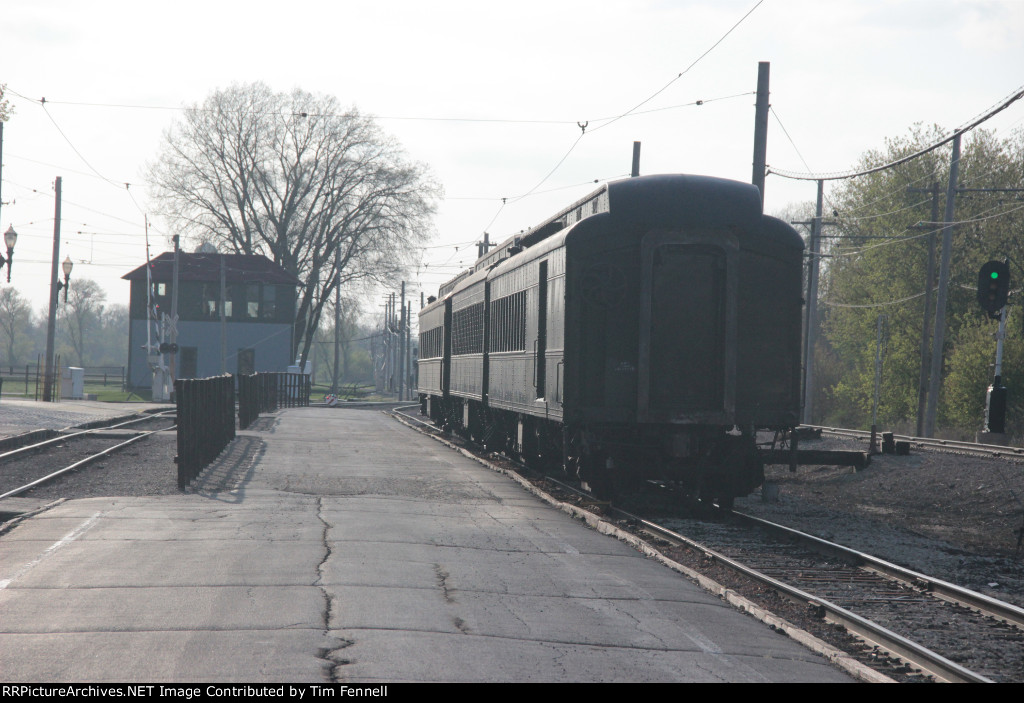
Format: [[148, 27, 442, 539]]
[[804, 424, 1024, 459], [392, 405, 1024, 683], [0, 411, 177, 502], [649, 507, 1023, 683]]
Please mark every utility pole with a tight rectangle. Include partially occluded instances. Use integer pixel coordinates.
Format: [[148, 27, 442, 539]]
[[371, 325, 381, 393], [911, 180, 1024, 436], [332, 247, 341, 395], [388, 293, 395, 394], [169, 234, 180, 397], [477, 232, 492, 259], [631, 141, 641, 177], [800, 180, 832, 423], [406, 300, 413, 397], [924, 133, 961, 437], [399, 282, 406, 401], [751, 61, 770, 203], [220, 255, 227, 375], [42, 176, 62, 402], [907, 182, 941, 437]]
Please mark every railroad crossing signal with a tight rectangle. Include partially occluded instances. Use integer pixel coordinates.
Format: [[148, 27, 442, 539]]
[[977, 260, 1010, 316]]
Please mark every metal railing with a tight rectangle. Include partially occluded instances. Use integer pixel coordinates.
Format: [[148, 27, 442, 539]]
[[238, 372, 310, 429], [174, 375, 235, 489], [175, 373, 310, 487]]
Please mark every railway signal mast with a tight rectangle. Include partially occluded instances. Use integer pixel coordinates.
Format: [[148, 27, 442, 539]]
[[977, 260, 1010, 442]]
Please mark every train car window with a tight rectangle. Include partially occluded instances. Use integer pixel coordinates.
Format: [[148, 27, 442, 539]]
[[419, 327, 443, 359], [452, 302, 484, 355], [488, 291, 526, 352]]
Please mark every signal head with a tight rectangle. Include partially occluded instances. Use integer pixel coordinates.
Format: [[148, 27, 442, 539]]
[[977, 260, 1010, 314]]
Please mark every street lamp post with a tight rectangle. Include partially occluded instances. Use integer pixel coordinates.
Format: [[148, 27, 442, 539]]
[[57, 255, 73, 302], [41, 256, 73, 401], [0, 225, 17, 282]]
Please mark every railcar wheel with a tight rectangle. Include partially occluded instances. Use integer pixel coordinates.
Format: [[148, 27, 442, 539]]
[[577, 452, 635, 501], [518, 417, 542, 469]]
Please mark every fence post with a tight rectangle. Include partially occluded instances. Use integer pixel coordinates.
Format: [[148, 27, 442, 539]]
[[175, 374, 237, 490]]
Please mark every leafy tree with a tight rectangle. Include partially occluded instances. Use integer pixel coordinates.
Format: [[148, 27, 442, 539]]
[[940, 308, 1023, 435], [148, 82, 441, 367], [818, 125, 1024, 437]]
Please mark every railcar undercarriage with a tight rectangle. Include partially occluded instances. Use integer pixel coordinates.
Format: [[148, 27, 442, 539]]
[[420, 393, 778, 507]]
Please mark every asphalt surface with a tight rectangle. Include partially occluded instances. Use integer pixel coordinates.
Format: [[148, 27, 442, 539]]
[[0, 405, 856, 683]]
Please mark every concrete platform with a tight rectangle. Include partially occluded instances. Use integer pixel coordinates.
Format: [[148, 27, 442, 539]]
[[0, 407, 857, 683]]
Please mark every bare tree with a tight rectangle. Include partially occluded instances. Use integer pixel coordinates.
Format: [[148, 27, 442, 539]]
[[58, 278, 106, 367], [148, 83, 441, 365], [0, 83, 13, 122], [96, 303, 128, 366], [0, 287, 33, 366]]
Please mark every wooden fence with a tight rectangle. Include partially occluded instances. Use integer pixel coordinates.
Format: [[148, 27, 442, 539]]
[[0, 364, 125, 396]]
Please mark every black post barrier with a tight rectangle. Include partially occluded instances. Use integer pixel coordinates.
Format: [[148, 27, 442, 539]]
[[175, 374, 236, 489], [238, 373, 256, 430], [237, 372, 309, 429]]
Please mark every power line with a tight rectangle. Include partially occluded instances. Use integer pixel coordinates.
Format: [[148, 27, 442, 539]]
[[769, 83, 1024, 181], [7, 86, 753, 131], [820, 291, 927, 309], [589, 0, 765, 134]]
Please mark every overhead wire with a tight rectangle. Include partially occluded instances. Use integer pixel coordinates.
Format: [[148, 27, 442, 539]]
[[40, 101, 124, 191], [769, 82, 1024, 181], [450, 0, 767, 250], [823, 200, 1024, 260], [587, 0, 765, 135]]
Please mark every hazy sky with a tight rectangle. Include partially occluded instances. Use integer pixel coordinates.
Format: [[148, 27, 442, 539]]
[[2, 0, 1023, 321]]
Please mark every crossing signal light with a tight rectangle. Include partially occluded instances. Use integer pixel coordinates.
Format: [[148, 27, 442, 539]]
[[977, 260, 1010, 314]]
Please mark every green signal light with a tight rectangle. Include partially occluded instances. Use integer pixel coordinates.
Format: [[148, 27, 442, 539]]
[[991, 271, 1000, 279]]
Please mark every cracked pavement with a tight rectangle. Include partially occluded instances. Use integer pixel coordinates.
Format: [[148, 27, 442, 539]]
[[0, 407, 854, 682]]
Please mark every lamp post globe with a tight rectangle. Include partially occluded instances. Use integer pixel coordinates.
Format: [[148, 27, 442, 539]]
[[60, 255, 73, 303], [2, 225, 16, 282]]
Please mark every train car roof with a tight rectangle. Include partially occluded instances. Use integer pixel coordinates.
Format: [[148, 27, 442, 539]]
[[446, 264, 490, 299], [434, 174, 764, 295]]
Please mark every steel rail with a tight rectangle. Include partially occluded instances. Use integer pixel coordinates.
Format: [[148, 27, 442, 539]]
[[732, 509, 1024, 631], [0, 411, 177, 464], [803, 424, 1024, 457], [0, 426, 176, 501], [535, 471, 996, 683], [615, 506, 994, 684], [393, 408, 995, 682]]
